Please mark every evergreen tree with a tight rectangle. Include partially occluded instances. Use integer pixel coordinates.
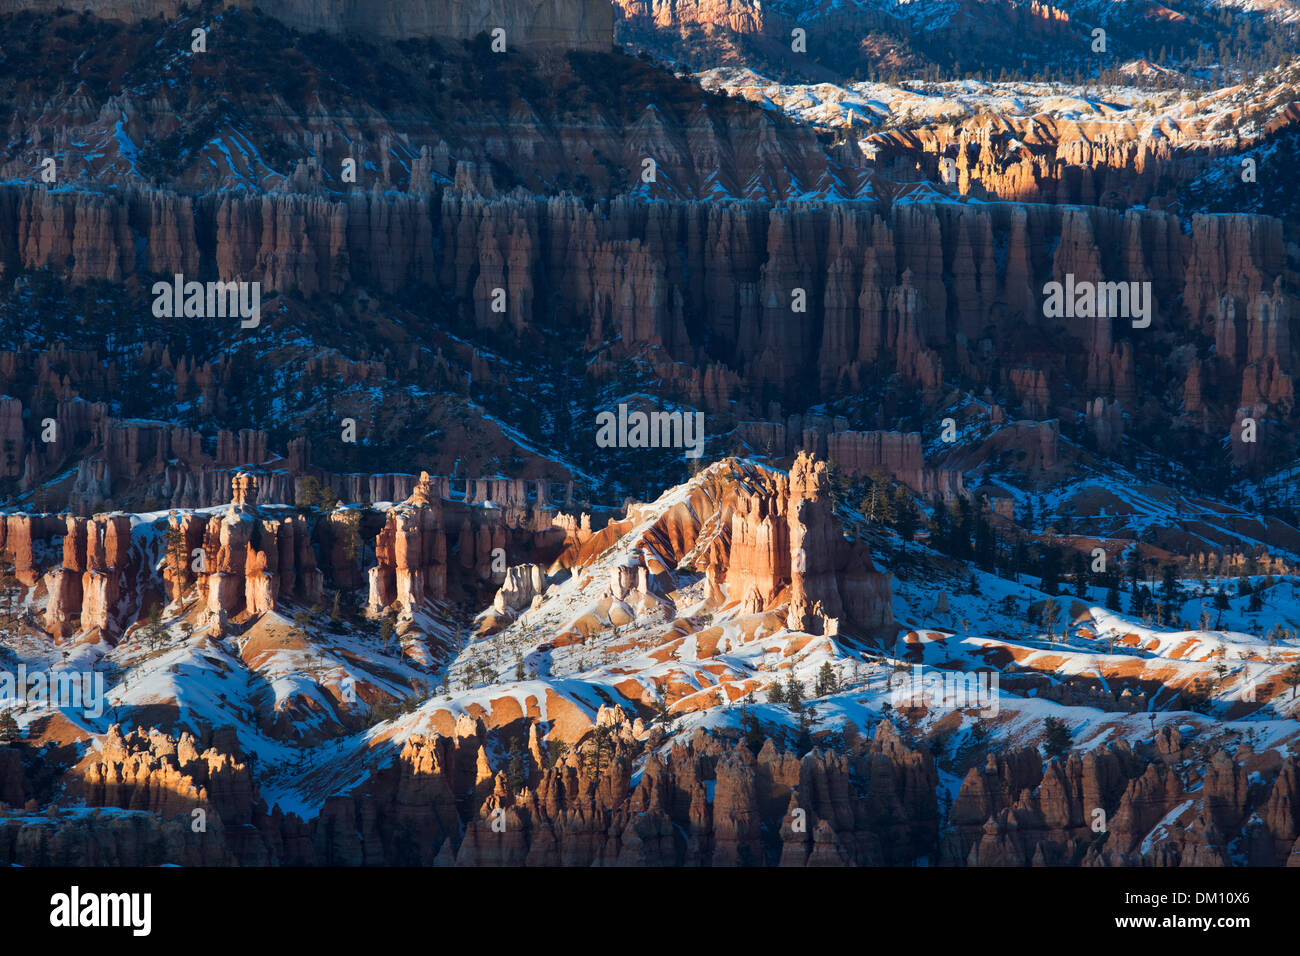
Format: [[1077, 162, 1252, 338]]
[[506, 737, 528, 793], [930, 499, 952, 554], [0, 564, 20, 622], [974, 514, 995, 571], [814, 661, 838, 697], [1011, 539, 1028, 583], [164, 520, 188, 594], [784, 675, 804, 710], [1106, 580, 1122, 611], [1213, 586, 1230, 611], [953, 497, 974, 560], [1126, 548, 1142, 593], [740, 709, 766, 754], [824, 458, 848, 510], [0, 709, 18, 744], [896, 494, 921, 551], [1131, 585, 1151, 617], [1072, 551, 1089, 597], [655, 688, 674, 726], [1160, 564, 1180, 618], [338, 509, 362, 564], [1283, 663, 1300, 700], [298, 476, 339, 511], [795, 706, 814, 756], [1043, 716, 1072, 760], [1040, 546, 1063, 595]]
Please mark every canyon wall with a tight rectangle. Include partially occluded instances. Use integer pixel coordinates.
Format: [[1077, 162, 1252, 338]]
[[5, 716, 1296, 866], [0, 714, 941, 866], [737, 418, 964, 498], [0, 0, 614, 49], [0, 185, 1289, 437]]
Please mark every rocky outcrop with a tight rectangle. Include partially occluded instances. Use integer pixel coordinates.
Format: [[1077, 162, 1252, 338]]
[[0, 0, 614, 49], [7, 711, 1298, 867], [1, 187, 1292, 492], [693, 454, 892, 634], [944, 729, 1300, 867], [1086, 397, 1124, 453], [321, 718, 937, 867], [492, 564, 548, 615], [42, 512, 132, 637], [737, 419, 963, 499], [0, 807, 236, 866], [71, 724, 254, 824], [367, 473, 449, 615]]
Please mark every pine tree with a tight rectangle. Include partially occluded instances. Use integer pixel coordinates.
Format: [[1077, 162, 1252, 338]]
[[298, 476, 339, 511], [1043, 716, 1072, 760], [930, 499, 952, 554], [814, 661, 838, 697], [0, 563, 21, 622], [1131, 585, 1150, 617], [1284, 663, 1300, 700], [795, 706, 814, 756], [1072, 551, 1089, 597], [506, 738, 528, 793], [896, 494, 921, 552], [339, 509, 361, 563], [784, 675, 804, 710], [1011, 539, 1028, 583], [740, 709, 766, 753], [975, 514, 995, 571], [953, 498, 974, 560], [0, 709, 19, 744], [164, 519, 188, 596], [1040, 546, 1063, 595], [1126, 548, 1142, 593], [655, 688, 674, 726], [1160, 564, 1180, 618]]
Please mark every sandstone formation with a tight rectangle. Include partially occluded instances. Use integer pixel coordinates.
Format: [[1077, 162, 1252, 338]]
[[945, 728, 1300, 867], [2, 187, 1287, 475], [367, 473, 450, 615], [683, 454, 893, 635], [737, 419, 964, 498], [0, 0, 614, 48], [6, 712, 1289, 867]]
